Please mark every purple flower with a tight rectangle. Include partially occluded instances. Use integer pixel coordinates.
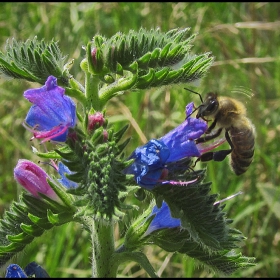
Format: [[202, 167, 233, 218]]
[[5, 264, 27, 278], [14, 159, 59, 201], [23, 76, 77, 143], [123, 102, 208, 189], [145, 201, 181, 236], [57, 162, 78, 189]]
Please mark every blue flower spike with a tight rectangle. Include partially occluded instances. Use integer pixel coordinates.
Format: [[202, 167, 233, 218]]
[[124, 102, 211, 189], [23, 76, 77, 143]]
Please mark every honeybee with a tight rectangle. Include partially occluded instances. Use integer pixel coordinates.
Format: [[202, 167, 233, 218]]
[[188, 90, 255, 175]]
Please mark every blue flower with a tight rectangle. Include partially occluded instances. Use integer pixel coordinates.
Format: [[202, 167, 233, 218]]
[[124, 139, 170, 188], [23, 261, 50, 278], [123, 102, 208, 189], [145, 201, 181, 236], [5, 264, 27, 278], [5, 262, 49, 278], [160, 102, 208, 162], [23, 76, 77, 143], [57, 162, 78, 189]]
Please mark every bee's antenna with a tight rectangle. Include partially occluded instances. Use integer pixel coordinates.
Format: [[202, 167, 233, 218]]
[[186, 106, 200, 119], [184, 88, 204, 119], [184, 88, 204, 103]]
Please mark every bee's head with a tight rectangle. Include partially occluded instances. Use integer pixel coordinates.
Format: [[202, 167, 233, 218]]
[[196, 92, 219, 119]]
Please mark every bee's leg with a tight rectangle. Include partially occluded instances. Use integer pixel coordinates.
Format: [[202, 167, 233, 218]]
[[195, 130, 233, 164], [195, 127, 223, 144], [205, 118, 217, 134], [199, 148, 232, 163]]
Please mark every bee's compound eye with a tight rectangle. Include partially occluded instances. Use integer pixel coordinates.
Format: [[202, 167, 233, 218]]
[[205, 99, 218, 114]]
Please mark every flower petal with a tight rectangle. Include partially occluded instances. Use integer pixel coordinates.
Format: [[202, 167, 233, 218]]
[[57, 162, 78, 189], [160, 102, 208, 162], [145, 201, 181, 236], [5, 264, 27, 278], [123, 139, 170, 189]]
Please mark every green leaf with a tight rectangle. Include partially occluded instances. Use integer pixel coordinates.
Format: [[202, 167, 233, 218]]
[[20, 223, 44, 237], [181, 246, 256, 275], [137, 52, 152, 68], [113, 124, 130, 143], [0, 242, 25, 254], [164, 44, 184, 64], [110, 251, 159, 278], [6, 232, 34, 244], [136, 68, 155, 89], [152, 169, 246, 251], [165, 68, 184, 82], [116, 138, 131, 155], [153, 67, 169, 83], [47, 210, 74, 225], [149, 48, 161, 67], [124, 206, 155, 251], [0, 191, 76, 266], [32, 149, 63, 159], [27, 214, 53, 230], [158, 42, 172, 63], [257, 182, 280, 220]]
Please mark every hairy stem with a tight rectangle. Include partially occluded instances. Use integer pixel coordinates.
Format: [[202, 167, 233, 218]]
[[85, 71, 101, 111], [91, 219, 117, 277]]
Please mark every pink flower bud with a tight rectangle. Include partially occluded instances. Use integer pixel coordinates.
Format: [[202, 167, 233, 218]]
[[14, 159, 59, 201], [91, 48, 97, 67], [88, 112, 105, 131]]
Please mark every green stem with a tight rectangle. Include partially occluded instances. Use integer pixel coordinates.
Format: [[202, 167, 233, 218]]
[[85, 71, 101, 111], [91, 219, 117, 278], [99, 71, 138, 108]]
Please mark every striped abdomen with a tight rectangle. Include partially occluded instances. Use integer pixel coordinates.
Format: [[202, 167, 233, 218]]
[[229, 125, 255, 175]]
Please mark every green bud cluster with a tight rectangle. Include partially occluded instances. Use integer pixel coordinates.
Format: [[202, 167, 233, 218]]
[[55, 123, 132, 220], [91, 27, 196, 72], [0, 37, 69, 85], [87, 27, 214, 92]]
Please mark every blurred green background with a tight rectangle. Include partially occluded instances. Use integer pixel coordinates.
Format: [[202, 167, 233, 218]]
[[0, 2, 279, 277]]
